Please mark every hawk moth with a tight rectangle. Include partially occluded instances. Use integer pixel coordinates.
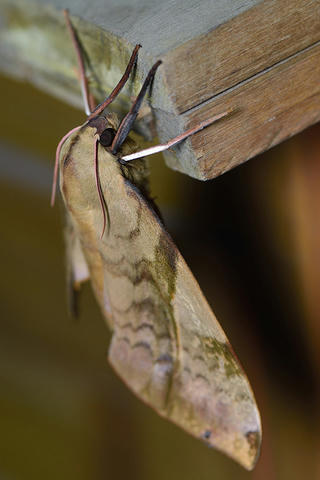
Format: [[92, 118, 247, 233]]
[[52, 9, 261, 470]]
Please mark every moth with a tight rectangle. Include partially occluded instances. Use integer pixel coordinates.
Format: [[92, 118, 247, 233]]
[[52, 10, 261, 470]]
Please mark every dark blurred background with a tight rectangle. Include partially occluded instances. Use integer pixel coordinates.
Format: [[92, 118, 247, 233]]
[[1, 72, 319, 480]]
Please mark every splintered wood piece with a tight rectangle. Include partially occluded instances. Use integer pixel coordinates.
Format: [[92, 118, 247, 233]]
[[0, 0, 319, 179]]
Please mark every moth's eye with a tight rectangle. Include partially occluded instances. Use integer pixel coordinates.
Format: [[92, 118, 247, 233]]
[[99, 128, 116, 147]]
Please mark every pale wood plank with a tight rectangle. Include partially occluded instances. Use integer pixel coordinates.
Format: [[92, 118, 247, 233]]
[[0, 0, 319, 180], [165, 0, 320, 113], [162, 43, 320, 179]]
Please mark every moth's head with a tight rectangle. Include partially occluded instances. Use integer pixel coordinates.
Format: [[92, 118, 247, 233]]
[[87, 112, 137, 158], [87, 112, 118, 148]]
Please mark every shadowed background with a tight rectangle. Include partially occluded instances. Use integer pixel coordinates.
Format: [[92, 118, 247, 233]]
[[0, 73, 319, 480]]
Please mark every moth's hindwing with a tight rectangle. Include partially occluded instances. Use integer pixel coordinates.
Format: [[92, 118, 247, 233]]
[[64, 209, 90, 316]]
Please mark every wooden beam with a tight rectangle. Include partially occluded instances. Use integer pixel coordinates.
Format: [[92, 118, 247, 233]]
[[0, 0, 319, 179], [163, 42, 320, 179]]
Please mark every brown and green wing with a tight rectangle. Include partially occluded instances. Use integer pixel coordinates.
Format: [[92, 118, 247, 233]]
[[104, 180, 261, 470]]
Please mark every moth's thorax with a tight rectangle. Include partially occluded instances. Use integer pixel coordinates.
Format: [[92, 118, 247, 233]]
[[59, 117, 151, 240], [60, 112, 150, 206]]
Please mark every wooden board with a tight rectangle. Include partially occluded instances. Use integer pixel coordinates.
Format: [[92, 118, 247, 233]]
[[0, 0, 319, 179]]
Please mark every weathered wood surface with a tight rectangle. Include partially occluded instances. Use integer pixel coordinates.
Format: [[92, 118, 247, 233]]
[[0, 0, 319, 180]]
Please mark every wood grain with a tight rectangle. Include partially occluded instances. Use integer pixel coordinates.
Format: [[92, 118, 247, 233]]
[[161, 42, 320, 179], [164, 0, 320, 113], [0, 0, 319, 179]]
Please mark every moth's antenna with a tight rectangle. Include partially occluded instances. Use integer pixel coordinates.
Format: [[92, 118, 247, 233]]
[[111, 60, 162, 154], [63, 9, 93, 115], [120, 109, 233, 162], [88, 44, 141, 120], [94, 139, 111, 238], [51, 125, 82, 206]]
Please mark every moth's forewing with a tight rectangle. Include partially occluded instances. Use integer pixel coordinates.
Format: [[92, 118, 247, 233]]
[[106, 183, 261, 471], [60, 124, 261, 470]]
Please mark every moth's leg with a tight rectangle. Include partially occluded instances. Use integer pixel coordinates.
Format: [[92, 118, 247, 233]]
[[51, 125, 82, 206], [64, 9, 141, 117], [120, 109, 233, 162], [88, 44, 141, 119], [111, 60, 162, 153], [64, 9, 94, 115]]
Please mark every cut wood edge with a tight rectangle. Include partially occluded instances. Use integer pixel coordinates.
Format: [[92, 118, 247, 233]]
[[160, 42, 320, 180], [0, 0, 319, 181]]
